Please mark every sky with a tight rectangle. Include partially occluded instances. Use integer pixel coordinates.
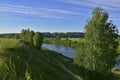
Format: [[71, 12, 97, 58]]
[[0, 0, 120, 33]]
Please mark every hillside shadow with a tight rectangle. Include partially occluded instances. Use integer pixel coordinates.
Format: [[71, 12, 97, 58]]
[[64, 60, 119, 80], [1, 45, 76, 80]]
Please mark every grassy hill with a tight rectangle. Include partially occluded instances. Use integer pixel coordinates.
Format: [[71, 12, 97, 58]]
[[0, 38, 119, 80], [0, 38, 77, 80]]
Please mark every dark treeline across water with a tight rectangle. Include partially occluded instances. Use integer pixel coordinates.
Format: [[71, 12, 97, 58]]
[[0, 32, 84, 38], [42, 32, 84, 38], [1, 32, 120, 38]]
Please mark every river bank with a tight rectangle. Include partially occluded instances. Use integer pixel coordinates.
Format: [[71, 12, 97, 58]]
[[43, 38, 83, 48]]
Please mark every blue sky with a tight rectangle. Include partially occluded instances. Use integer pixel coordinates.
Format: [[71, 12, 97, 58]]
[[0, 0, 120, 33]]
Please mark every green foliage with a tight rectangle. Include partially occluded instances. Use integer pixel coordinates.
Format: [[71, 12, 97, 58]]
[[33, 32, 43, 49], [55, 36, 61, 40], [14, 34, 21, 39], [21, 29, 26, 40], [0, 38, 76, 80], [0, 34, 15, 38], [0, 35, 3, 38], [64, 62, 117, 80], [75, 7, 119, 73], [20, 29, 34, 45], [18, 29, 43, 49], [44, 38, 81, 48], [25, 70, 32, 80], [25, 65, 32, 80], [42, 32, 84, 38], [74, 39, 85, 66]]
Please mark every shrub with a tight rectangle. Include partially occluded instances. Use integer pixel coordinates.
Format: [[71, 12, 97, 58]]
[[33, 32, 43, 49]]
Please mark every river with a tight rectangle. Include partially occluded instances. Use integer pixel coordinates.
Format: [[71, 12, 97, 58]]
[[42, 43, 120, 69], [42, 43, 74, 58]]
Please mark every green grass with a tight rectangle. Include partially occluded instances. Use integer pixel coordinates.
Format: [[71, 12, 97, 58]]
[[45, 38, 82, 42], [0, 38, 119, 80], [61, 38, 82, 42], [43, 38, 84, 48], [0, 38, 75, 80]]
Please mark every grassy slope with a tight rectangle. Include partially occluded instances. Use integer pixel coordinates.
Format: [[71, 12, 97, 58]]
[[0, 38, 119, 80], [0, 38, 76, 80]]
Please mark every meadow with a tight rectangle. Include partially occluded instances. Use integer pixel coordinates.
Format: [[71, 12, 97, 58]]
[[0, 38, 76, 80], [61, 38, 82, 42], [43, 38, 84, 48], [0, 38, 119, 80]]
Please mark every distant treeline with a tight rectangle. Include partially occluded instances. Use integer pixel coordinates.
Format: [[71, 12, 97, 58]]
[[0, 33, 15, 38], [0, 32, 84, 38], [42, 32, 84, 38], [1, 32, 120, 38]]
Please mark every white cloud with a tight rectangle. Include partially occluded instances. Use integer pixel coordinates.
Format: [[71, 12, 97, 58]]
[[55, 0, 96, 7], [55, 0, 120, 11], [54, 0, 120, 21], [0, 3, 82, 19]]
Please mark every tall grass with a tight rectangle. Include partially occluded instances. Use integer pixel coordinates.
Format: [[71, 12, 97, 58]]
[[0, 38, 119, 80], [0, 38, 75, 80]]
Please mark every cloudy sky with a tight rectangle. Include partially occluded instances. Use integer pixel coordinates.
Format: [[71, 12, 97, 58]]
[[0, 0, 120, 33]]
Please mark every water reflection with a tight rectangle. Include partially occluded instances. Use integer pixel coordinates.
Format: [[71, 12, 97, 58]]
[[42, 43, 120, 69], [42, 43, 74, 58], [115, 55, 120, 69]]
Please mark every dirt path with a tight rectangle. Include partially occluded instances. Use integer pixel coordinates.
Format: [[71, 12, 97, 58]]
[[112, 71, 120, 78], [58, 62, 83, 80]]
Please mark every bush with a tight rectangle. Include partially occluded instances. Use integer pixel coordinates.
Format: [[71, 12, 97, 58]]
[[14, 34, 21, 39], [33, 32, 43, 49]]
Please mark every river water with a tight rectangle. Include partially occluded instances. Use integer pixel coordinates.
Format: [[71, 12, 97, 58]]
[[42, 43, 74, 58], [42, 43, 120, 69]]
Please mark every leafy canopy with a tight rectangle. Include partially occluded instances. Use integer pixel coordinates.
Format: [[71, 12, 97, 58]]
[[75, 7, 119, 73]]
